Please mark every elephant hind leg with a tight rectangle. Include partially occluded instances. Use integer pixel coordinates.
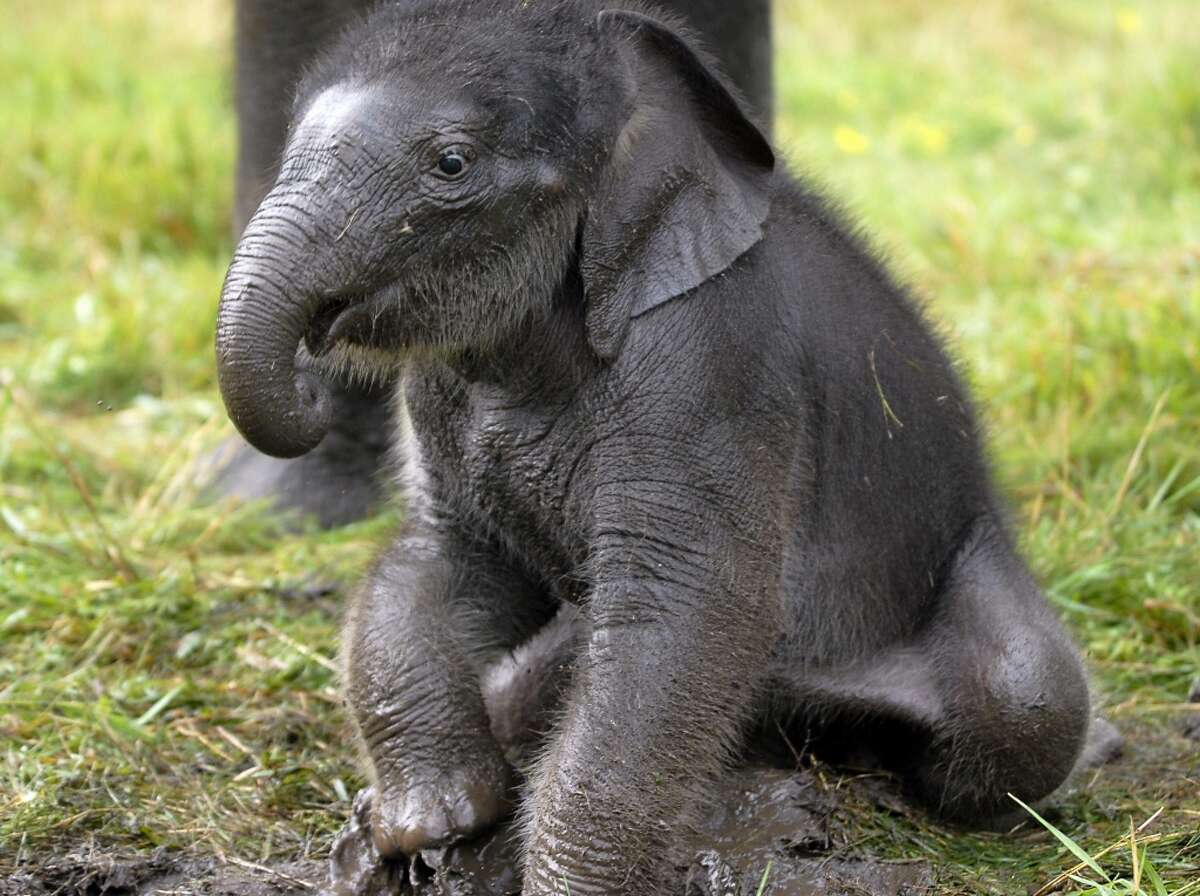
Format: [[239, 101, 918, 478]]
[[482, 602, 586, 765], [781, 524, 1091, 825]]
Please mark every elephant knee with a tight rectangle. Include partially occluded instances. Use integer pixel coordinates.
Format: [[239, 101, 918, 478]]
[[916, 630, 1090, 823]]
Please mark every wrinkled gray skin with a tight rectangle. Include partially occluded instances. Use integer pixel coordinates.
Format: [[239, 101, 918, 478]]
[[214, 1, 1092, 892], [217, 0, 772, 527]]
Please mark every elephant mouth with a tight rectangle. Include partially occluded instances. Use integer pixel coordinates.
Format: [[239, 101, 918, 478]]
[[304, 294, 359, 357], [304, 290, 393, 357]]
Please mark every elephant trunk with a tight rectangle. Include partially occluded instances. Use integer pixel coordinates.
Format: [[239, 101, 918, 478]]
[[215, 194, 338, 459]]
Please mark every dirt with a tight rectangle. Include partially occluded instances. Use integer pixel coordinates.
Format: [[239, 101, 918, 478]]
[[6, 718, 1149, 896], [0, 849, 325, 896], [0, 766, 933, 896]]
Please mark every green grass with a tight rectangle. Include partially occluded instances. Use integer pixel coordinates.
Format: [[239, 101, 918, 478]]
[[1, 0, 1198, 891], [1011, 795, 1200, 896]]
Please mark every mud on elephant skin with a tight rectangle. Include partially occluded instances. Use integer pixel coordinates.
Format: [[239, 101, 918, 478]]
[[216, 0, 774, 525], [213, 1, 1092, 892]]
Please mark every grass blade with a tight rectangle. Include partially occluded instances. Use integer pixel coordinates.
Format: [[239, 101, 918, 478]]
[[755, 859, 773, 896], [1140, 854, 1168, 896], [1009, 794, 1110, 881]]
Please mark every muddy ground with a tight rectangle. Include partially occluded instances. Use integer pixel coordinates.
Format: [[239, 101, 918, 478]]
[[1, 766, 935, 896], [2, 717, 1177, 896]]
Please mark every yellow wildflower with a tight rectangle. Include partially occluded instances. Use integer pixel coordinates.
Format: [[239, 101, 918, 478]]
[[834, 125, 870, 155], [1117, 9, 1143, 35]]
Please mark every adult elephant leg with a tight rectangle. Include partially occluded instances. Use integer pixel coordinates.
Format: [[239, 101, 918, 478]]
[[233, 0, 378, 233]]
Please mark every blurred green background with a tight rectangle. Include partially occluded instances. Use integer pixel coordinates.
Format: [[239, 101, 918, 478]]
[[1, 0, 1197, 892]]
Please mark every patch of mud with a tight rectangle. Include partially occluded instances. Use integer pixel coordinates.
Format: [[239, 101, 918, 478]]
[[324, 766, 934, 896], [0, 848, 323, 896], [678, 768, 932, 896]]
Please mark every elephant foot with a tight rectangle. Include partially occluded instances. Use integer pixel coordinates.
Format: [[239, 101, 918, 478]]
[[371, 756, 514, 859], [325, 786, 523, 896], [1074, 715, 1125, 771]]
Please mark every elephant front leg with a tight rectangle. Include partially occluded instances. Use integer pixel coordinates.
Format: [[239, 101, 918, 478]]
[[521, 540, 780, 895], [344, 527, 533, 858]]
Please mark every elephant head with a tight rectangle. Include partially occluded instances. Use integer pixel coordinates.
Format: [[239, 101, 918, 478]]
[[215, 1, 774, 458]]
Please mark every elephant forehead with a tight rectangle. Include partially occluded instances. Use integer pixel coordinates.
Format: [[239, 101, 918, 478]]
[[294, 84, 474, 151], [297, 85, 375, 141], [283, 86, 402, 181]]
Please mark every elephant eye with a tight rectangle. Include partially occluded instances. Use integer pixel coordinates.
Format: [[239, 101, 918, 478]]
[[436, 149, 468, 179]]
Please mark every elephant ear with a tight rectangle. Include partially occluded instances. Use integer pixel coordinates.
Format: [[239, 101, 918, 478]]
[[582, 9, 776, 360]]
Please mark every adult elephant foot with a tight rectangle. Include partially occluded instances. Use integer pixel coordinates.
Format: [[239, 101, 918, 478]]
[[207, 377, 392, 529], [1074, 715, 1125, 771]]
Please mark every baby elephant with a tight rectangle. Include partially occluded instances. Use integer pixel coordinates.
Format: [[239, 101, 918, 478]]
[[214, 1, 1091, 892]]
